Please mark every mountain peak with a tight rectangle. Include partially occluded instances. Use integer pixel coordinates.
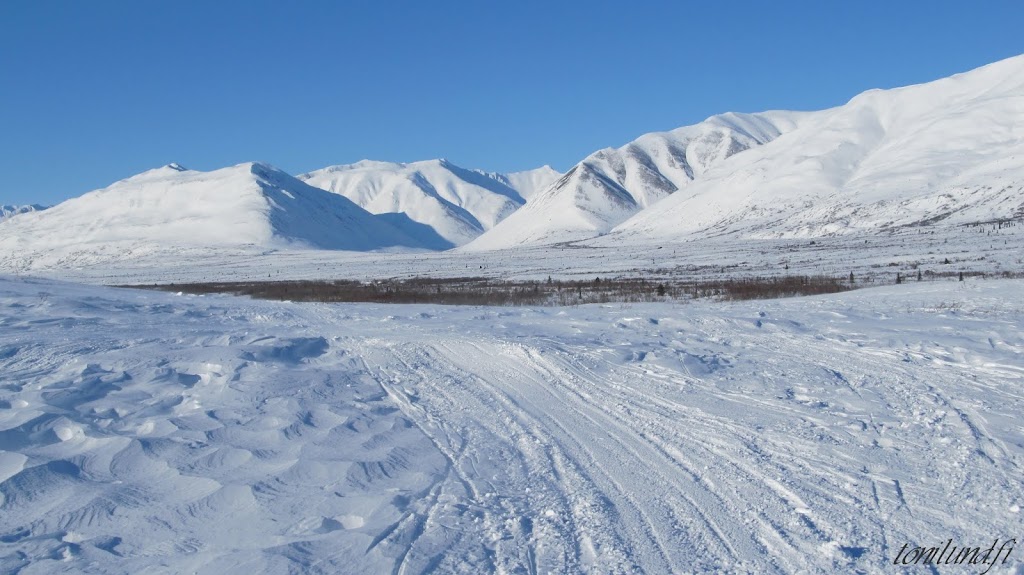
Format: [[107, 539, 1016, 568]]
[[0, 162, 436, 266], [245, 161, 287, 179]]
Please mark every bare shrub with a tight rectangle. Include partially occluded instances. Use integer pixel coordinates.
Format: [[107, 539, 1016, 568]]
[[124, 273, 860, 307]]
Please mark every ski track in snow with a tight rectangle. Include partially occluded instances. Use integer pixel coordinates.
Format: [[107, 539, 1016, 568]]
[[0, 277, 1022, 573]]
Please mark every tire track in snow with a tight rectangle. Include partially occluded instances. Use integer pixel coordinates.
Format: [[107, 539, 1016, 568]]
[[442, 340, 682, 574], [359, 312, 1024, 574], [363, 343, 556, 574], [491, 342, 814, 572], [364, 337, 784, 573], [361, 341, 637, 574]]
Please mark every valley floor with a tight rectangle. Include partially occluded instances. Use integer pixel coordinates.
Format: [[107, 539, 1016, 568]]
[[4, 222, 1023, 288], [0, 276, 1022, 573]]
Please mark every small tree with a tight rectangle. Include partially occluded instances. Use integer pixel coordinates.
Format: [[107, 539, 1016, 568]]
[[896, 273, 902, 285], [657, 283, 666, 297]]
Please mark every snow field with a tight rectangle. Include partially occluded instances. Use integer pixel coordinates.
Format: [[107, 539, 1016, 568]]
[[9, 216, 1022, 289], [0, 277, 1022, 573]]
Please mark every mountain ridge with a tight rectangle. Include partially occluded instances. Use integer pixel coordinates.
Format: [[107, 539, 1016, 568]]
[[0, 204, 47, 222], [0, 161, 442, 269], [462, 111, 806, 251], [604, 53, 1024, 244], [299, 159, 560, 246], [3, 54, 1023, 268]]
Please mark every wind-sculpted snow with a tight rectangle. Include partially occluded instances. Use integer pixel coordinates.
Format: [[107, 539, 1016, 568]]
[[1, 276, 1022, 573]]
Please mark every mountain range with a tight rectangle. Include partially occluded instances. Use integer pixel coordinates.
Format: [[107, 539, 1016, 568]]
[[0, 204, 46, 222], [298, 159, 558, 246], [608, 54, 1024, 244], [1, 54, 1022, 266], [462, 112, 803, 250], [471, 54, 1024, 250]]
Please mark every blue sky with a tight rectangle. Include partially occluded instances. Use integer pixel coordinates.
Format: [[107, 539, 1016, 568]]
[[2, 1, 1023, 205]]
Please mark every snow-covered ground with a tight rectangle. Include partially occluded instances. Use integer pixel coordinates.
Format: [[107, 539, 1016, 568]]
[[1, 276, 1021, 573], [6, 217, 1021, 288]]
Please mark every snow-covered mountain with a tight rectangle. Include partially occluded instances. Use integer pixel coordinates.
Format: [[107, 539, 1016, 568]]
[[466, 54, 1024, 251], [0, 162, 440, 269], [609, 55, 1024, 242], [0, 204, 46, 222], [485, 165, 562, 201], [464, 112, 804, 250], [299, 159, 560, 246], [5, 55, 1023, 266]]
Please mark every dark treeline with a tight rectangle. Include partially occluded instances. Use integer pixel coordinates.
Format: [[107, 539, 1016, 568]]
[[126, 274, 856, 306]]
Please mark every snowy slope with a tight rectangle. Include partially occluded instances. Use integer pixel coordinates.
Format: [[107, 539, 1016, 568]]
[[299, 160, 559, 246], [1, 276, 1022, 573], [0, 162, 439, 269], [486, 164, 561, 201], [465, 112, 802, 250], [0, 204, 46, 222], [611, 54, 1024, 242]]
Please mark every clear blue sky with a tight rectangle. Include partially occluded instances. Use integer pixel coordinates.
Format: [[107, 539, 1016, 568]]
[[2, 1, 1022, 205]]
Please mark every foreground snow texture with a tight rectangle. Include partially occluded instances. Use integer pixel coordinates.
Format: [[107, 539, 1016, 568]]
[[1, 278, 1022, 574]]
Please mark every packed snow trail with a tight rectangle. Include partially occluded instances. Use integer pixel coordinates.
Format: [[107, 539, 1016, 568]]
[[353, 306, 1023, 573], [0, 277, 1022, 573]]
